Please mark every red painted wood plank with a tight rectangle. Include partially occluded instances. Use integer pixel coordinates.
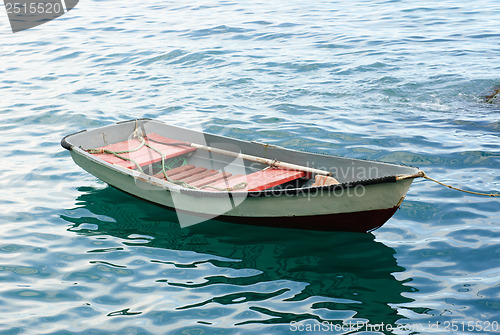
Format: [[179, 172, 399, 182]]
[[89, 133, 196, 169], [220, 174, 244, 184], [207, 174, 245, 188], [182, 170, 218, 184], [91, 138, 146, 167], [210, 168, 306, 191], [172, 167, 207, 181], [166, 164, 196, 177], [125, 136, 194, 168], [190, 172, 233, 188], [153, 165, 195, 179]]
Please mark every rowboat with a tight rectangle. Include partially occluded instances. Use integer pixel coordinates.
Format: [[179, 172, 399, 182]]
[[61, 119, 423, 232]]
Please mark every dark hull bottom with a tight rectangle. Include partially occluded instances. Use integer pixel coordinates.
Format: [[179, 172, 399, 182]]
[[112, 186, 399, 233], [173, 205, 399, 233], [215, 207, 399, 232]]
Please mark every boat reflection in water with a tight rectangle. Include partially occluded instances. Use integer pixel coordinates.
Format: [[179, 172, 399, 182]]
[[61, 185, 416, 332]]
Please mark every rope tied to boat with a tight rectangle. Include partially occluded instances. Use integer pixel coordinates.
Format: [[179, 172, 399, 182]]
[[399, 171, 500, 197], [421, 172, 499, 197]]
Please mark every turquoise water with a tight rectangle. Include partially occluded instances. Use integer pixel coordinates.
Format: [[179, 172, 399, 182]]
[[1, 0, 499, 333]]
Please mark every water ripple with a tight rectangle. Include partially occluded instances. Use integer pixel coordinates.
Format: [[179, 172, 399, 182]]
[[1, 0, 499, 333]]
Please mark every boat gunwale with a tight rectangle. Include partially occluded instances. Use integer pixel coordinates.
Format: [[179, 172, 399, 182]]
[[62, 118, 422, 198]]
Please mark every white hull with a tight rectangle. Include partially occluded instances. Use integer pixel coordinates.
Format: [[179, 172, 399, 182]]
[[63, 119, 420, 232]]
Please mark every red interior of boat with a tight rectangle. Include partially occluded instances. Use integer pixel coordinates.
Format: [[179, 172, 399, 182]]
[[90, 133, 307, 191]]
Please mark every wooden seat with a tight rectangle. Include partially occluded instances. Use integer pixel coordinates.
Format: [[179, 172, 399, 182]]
[[210, 168, 306, 191], [191, 172, 236, 188], [172, 167, 208, 181], [152, 165, 196, 179], [90, 133, 196, 169], [182, 170, 218, 184]]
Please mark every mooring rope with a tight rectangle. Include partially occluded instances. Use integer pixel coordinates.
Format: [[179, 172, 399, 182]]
[[421, 172, 499, 197]]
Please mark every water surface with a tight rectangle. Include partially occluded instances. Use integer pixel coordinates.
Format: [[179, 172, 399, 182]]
[[1, 0, 499, 333]]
